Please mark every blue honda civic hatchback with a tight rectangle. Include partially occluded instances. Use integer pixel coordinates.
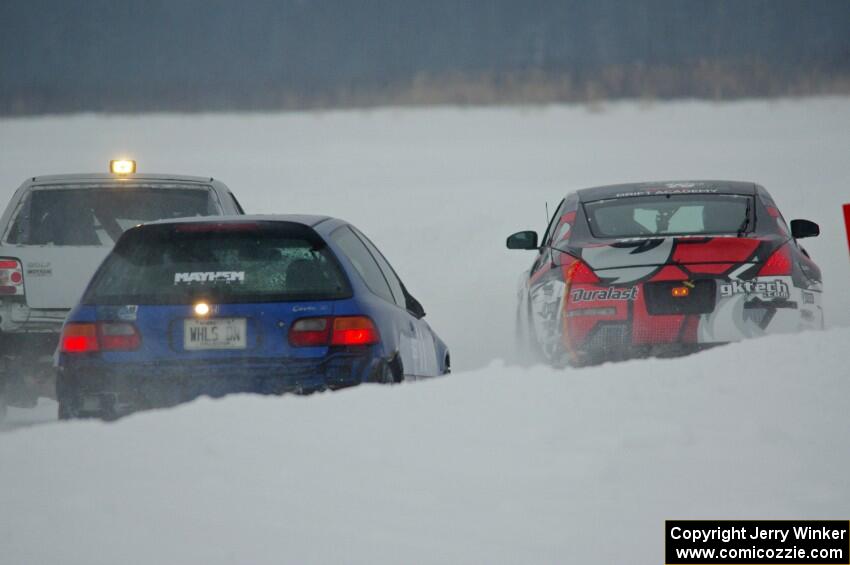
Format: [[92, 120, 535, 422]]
[[56, 215, 450, 419]]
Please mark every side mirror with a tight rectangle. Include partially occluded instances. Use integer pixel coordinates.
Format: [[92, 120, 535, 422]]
[[506, 230, 538, 250], [402, 285, 426, 319], [790, 219, 819, 239], [406, 295, 426, 319]]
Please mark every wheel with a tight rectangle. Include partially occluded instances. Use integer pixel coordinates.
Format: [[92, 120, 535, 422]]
[[518, 295, 548, 364], [515, 300, 534, 364]]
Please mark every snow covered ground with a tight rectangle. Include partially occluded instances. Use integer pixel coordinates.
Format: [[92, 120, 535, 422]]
[[0, 98, 848, 562], [1, 329, 848, 564]]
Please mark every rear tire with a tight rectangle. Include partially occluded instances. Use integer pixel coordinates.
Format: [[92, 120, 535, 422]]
[[515, 302, 529, 362], [518, 296, 545, 365]]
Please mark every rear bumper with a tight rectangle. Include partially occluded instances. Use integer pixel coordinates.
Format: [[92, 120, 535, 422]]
[[57, 350, 380, 417], [0, 306, 65, 368], [561, 275, 821, 363], [0, 304, 68, 334], [573, 321, 727, 364]]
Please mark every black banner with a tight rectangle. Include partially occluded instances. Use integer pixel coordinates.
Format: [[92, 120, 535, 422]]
[[666, 520, 849, 564]]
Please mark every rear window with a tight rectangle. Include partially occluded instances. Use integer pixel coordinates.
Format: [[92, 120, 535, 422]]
[[584, 194, 753, 238], [83, 223, 352, 305], [5, 186, 221, 246]]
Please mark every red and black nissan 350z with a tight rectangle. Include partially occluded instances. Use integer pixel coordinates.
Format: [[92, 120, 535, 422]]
[[507, 181, 823, 366]]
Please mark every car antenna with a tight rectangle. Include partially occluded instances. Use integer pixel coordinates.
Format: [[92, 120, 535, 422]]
[[545, 202, 550, 225]]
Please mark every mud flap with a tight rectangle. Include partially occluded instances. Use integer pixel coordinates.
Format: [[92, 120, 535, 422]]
[[371, 353, 403, 384]]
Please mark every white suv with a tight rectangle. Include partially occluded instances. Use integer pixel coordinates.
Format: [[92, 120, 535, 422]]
[[0, 164, 243, 418]]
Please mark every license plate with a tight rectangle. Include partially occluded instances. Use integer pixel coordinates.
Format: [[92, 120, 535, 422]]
[[184, 318, 247, 350]]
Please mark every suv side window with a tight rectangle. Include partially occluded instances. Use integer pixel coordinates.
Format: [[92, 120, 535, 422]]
[[330, 226, 394, 303], [350, 227, 406, 308]]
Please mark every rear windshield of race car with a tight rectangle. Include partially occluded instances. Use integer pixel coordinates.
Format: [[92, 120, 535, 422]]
[[83, 222, 352, 305], [4, 185, 221, 246], [583, 194, 754, 239]]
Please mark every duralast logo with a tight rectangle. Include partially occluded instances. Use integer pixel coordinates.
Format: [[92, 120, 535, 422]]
[[174, 271, 245, 284], [571, 287, 638, 303], [720, 279, 790, 299]]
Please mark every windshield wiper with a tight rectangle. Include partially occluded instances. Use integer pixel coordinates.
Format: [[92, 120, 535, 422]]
[[737, 198, 752, 236]]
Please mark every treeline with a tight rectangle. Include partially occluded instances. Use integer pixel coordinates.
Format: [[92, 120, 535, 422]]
[[1, 0, 848, 115]]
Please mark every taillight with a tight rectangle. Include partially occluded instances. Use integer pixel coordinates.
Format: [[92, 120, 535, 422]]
[[288, 317, 332, 347], [99, 322, 141, 351], [289, 316, 379, 347], [61, 323, 99, 353], [331, 316, 379, 346], [758, 244, 793, 276], [60, 322, 141, 353], [0, 258, 24, 296], [567, 258, 600, 284]]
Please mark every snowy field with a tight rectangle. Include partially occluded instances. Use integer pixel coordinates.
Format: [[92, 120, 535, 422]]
[[1, 329, 848, 564], [0, 98, 849, 562]]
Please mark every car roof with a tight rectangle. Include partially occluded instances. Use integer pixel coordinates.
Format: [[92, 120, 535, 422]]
[[144, 214, 333, 228], [26, 173, 216, 186], [575, 180, 758, 202]]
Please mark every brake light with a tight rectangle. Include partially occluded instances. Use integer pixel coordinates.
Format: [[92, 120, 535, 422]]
[[0, 258, 24, 296], [61, 323, 99, 353], [175, 222, 260, 233], [289, 317, 331, 347], [567, 258, 600, 284], [289, 316, 379, 347], [60, 322, 141, 353], [331, 316, 379, 346], [758, 244, 793, 276], [99, 322, 141, 351]]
